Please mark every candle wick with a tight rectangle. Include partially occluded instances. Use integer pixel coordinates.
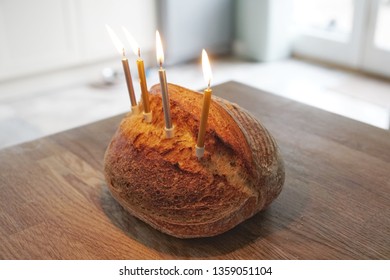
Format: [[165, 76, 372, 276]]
[[138, 48, 141, 58], [208, 80, 211, 89], [159, 60, 163, 68], [122, 48, 126, 57]]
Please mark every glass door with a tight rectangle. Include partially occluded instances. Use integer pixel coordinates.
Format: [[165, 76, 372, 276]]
[[362, 0, 390, 77], [292, 0, 390, 77]]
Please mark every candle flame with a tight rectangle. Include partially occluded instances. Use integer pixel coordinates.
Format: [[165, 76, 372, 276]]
[[106, 24, 125, 56], [156, 30, 164, 66], [202, 49, 212, 88], [122, 26, 139, 57]]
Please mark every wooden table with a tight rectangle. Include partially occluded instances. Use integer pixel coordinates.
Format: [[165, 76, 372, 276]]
[[0, 82, 389, 260]]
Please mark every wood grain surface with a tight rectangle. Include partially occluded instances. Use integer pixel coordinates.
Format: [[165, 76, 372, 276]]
[[0, 81, 389, 259]]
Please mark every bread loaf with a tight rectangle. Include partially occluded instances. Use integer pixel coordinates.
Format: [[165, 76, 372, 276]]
[[104, 83, 285, 238]]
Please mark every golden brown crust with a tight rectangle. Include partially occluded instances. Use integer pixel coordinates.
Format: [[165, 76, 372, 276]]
[[104, 84, 284, 238]]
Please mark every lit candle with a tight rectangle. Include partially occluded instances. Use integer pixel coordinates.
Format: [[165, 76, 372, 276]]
[[196, 49, 213, 159], [156, 30, 174, 138], [105, 25, 138, 114], [122, 27, 152, 123]]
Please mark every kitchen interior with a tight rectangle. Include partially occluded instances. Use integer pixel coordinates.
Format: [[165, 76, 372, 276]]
[[0, 0, 389, 150]]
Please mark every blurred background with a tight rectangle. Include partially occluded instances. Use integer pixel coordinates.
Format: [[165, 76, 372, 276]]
[[0, 0, 389, 149]]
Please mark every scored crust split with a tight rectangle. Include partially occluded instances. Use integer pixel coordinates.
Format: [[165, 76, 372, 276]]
[[104, 84, 285, 238]]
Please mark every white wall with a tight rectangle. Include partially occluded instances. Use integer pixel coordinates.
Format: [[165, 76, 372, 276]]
[[0, 0, 156, 82], [233, 0, 293, 62], [156, 0, 233, 65]]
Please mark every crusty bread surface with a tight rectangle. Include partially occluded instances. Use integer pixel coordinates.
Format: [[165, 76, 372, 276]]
[[104, 84, 285, 238]]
